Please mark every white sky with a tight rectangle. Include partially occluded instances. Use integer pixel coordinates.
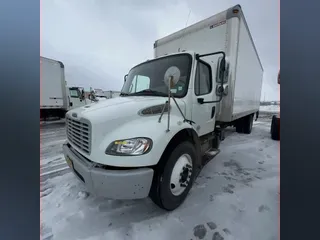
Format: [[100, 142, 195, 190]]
[[41, 0, 279, 101]]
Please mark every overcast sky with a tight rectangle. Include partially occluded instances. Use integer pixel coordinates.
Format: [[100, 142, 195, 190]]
[[41, 0, 279, 101]]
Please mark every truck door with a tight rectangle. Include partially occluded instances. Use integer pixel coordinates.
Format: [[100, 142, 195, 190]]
[[68, 88, 86, 110], [191, 60, 216, 136]]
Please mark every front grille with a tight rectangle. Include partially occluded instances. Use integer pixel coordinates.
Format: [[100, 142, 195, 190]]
[[66, 117, 91, 154]]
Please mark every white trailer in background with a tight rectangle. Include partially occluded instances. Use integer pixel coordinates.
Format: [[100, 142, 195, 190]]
[[104, 90, 121, 99], [40, 56, 68, 119], [40, 56, 88, 120], [63, 5, 263, 211]]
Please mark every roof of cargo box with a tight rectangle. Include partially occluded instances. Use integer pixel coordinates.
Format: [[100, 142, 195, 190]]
[[154, 5, 263, 71], [40, 56, 65, 68]]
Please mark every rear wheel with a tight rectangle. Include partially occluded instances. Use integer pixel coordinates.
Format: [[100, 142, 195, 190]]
[[236, 118, 244, 133], [243, 114, 254, 134], [236, 114, 254, 134], [149, 141, 196, 211]]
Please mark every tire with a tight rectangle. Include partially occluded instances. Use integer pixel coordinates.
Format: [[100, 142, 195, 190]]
[[236, 114, 253, 134], [149, 141, 197, 211], [271, 115, 280, 140], [236, 119, 244, 133], [243, 114, 254, 134]]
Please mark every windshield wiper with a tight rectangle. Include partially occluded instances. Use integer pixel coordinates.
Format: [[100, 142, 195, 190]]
[[119, 92, 130, 96], [127, 89, 167, 97]]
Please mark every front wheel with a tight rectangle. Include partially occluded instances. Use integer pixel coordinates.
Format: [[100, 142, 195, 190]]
[[149, 141, 196, 211], [271, 115, 280, 140]]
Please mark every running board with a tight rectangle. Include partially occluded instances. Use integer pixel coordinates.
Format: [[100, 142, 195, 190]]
[[194, 148, 221, 179], [202, 148, 221, 166]]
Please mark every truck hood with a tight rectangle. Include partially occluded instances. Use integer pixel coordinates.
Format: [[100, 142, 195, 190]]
[[66, 96, 186, 125], [66, 96, 186, 157]]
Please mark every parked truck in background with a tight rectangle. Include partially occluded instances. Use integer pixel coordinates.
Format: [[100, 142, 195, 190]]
[[63, 4, 263, 211], [40, 56, 87, 120], [88, 88, 108, 102], [68, 86, 88, 110], [104, 90, 121, 99], [270, 70, 280, 140]]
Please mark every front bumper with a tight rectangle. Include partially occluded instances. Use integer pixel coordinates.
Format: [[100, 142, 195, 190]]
[[62, 143, 154, 199]]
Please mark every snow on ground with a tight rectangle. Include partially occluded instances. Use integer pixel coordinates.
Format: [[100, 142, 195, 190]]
[[259, 105, 280, 113], [40, 117, 279, 240]]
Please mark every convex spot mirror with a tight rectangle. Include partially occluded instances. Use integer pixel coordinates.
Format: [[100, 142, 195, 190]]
[[164, 66, 181, 88]]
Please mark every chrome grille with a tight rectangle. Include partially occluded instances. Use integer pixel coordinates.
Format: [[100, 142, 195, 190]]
[[66, 117, 91, 154]]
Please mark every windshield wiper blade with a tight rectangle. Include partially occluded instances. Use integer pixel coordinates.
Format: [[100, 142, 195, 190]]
[[128, 89, 167, 97], [119, 92, 130, 96]]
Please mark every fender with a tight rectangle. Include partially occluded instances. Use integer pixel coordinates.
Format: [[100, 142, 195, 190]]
[[95, 113, 199, 167]]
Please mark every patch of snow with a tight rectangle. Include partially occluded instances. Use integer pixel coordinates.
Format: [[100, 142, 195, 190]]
[[259, 105, 280, 113], [78, 191, 90, 199]]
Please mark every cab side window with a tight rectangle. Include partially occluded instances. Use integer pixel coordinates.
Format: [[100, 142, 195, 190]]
[[194, 61, 212, 96], [129, 75, 150, 93]]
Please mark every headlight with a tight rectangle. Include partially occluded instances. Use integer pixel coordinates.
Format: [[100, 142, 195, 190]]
[[105, 137, 153, 156]]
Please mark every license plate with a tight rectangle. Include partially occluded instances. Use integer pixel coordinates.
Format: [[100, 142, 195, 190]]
[[66, 156, 73, 169]]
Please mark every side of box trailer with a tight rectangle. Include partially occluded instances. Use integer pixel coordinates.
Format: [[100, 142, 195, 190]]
[[40, 56, 68, 110], [154, 5, 263, 123], [230, 10, 263, 122]]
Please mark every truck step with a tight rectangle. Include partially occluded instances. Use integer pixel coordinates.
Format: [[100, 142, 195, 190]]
[[202, 148, 221, 166]]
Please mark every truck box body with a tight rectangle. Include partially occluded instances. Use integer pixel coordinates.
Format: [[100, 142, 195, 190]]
[[40, 56, 68, 110], [104, 90, 121, 99], [154, 5, 263, 122]]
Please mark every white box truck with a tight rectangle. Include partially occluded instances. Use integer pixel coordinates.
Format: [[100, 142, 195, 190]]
[[40, 56, 88, 120], [62, 4, 263, 211]]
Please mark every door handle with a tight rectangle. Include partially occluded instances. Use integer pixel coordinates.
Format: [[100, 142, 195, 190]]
[[198, 98, 220, 104], [197, 98, 204, 104], [211, 106, 215, 118]]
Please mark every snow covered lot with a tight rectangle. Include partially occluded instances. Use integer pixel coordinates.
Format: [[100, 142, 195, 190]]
[[259, 105, 280, 114], [40, 113, 279, 240]]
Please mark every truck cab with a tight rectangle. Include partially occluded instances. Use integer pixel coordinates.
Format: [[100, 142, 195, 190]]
[[88, 88, 108, 102], [67, 87, 87, 110], [63, 51, 231, 211]]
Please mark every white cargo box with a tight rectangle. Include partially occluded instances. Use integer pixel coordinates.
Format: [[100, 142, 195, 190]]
[[154, 5, 263, 122], [40, 56, 68, 110]]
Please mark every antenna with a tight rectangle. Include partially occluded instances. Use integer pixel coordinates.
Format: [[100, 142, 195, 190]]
[[177, 8, 192, 53]]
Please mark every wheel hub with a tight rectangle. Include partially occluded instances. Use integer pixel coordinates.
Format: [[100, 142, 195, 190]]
[[170, 154, 193, 196]]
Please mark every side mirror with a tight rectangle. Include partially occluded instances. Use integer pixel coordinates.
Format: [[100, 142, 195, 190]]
[[124, 74, 128, 83], [218, 58, 225, 81], [216, 57, 229, 83]]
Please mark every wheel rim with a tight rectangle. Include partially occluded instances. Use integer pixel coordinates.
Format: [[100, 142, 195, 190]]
[[170, 154, 193, 196]]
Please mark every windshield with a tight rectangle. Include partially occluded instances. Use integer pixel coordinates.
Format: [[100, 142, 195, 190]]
[[121, 54, 192, 98]]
